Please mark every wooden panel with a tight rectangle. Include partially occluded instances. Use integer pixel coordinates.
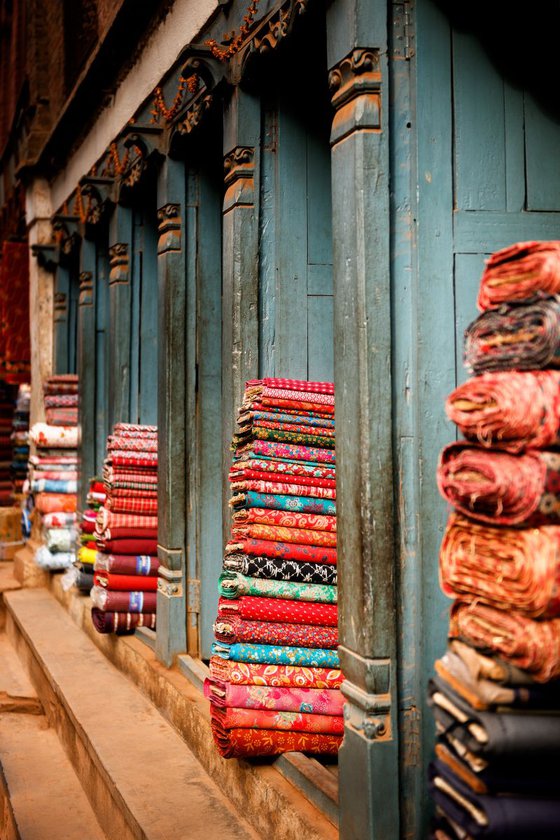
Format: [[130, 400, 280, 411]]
[[139, 208, 158, 426], [454, 253, 486, 385], [453, 30, 506, 211], [307, 294, 333, 383], [95, 240, 109, 472], [129, 210, 142, 423], [504, 85, 525, 212], [53, 265, 70, 374], [525, 93, 560, 212], [68, 270, 79, 374], [454, 210, 560, 252], [307, 123, 333, 267]]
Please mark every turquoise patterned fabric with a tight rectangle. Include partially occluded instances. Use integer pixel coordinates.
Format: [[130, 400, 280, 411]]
[[219, 570, 338, 604], [235, 491, 336, 516], [212, 641, 340, 668]]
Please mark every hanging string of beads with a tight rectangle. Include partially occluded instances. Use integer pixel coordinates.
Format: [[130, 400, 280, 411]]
[[107, 142, 130, 178], [206, 0, 261, 61]]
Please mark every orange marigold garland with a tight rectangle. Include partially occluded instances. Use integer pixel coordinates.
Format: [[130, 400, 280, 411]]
[[206, 0, 261, 61]]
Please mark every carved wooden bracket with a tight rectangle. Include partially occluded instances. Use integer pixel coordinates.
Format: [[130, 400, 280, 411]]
[[53, 292, 67, 322], [108, 243, 129, 285], [168, 49, 226, 151], [223, 146, 255, 211], [79, 176, 115, 228], [30, 243, 57, 273], [329, 49, 382, 146], [78, 271, 94, 306], [118, 126, 163, 199], [52, 214, 82, 263], [157, 203, 182, 255]]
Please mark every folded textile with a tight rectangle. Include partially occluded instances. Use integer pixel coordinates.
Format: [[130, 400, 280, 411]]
[[108, 487, 158, 499], [477, 240, 560, 310], [233, 426, 335, 450], [217, 595, 338, 626], [449, 601, 560, 682], [90, 586, 157, 613], [248, 378, 335, 396], [42, 511, 76, 528], [31, 479, 78, 494], [91, 607, 156, 635], [236, 440, 336, 465], [44, 394, 78, 408], [210, 725, 341, 758], [242, 410, 335, 430], [44, 527, 74, 553], [211, 706, 344, 735], [34, 493, 77, 514], [465, 297, 560, 374], [34, 545, 74, 570], [429, 761, 560, 838], [45, 408, 78, 426], [227, 538, 337, 564], [223, 553, 337, 584], [97, 510, 158, 531], [446, 370, 560, 451], [440, 514, 560, 617], [437, 442, 560, 525], [230, 478, 336, 500], [75, 567, 94, 592], [213, 616, 338, 648], [232, 507, 337, 532], [113, 422, 157, 435], [204, 678, 344, 714], [97, 538, 158, 556], [219, 571, 337, 603], [231, 523, 337, 548], [212, 641, 339, 668], [108, 451, 158, 468], [97, 526, 158, 541], [231, 491, 336, 516], [93, 571, 158, 592], [107, 436, 158, 452], [209, 656, 344, 688], [104, 497, 158, 515], [78, 546, 97, 566], [29, 423, 79, 448], [230, 457, 336, 483], [93, 554, 159, 576]]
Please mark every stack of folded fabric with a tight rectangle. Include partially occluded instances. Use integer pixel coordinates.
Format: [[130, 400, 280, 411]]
[[11, 383, 30, 501], [0, 381, 17, 505], [90, 423, 159, 635], [431, 241, 560, 839], [206, 377, 344, 759], [28, 375, 79, 571], [74, 477, 107, 593]]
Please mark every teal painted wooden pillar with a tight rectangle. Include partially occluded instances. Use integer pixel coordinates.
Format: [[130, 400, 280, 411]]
[[77, 235, 97, 510], [108, 206, 133, 427], [222, 89, 260, 540], [156, 157, 187, 665], [327, 4, 400, 837], [53, 265, 70, 374]]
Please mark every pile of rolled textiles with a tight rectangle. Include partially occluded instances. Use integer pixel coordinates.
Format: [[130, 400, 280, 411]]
[[206, 377, 344, 759], [11, 383, 30, 499], [431, 241, 560, 839], [0, 381, 17, 505], [90, 423, 159, 635], [28, 374, 79, 571], [73, 477, 107, 593]]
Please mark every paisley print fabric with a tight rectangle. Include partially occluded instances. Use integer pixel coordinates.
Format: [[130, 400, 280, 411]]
[[231, 523, 337, 548], [205, 678, 344, 714], [107, 436, 158, 452], [238, 440, 336, 465], [213, 616, 338, 648], [251, 377, 335, 396], [227, 538, 337, 564], [223, 553, 337, 584], [258, 396, 335, 415], [234, 426, 335, 450], [208, 657, 344, 688], [230, 479, 336, 500], [250, 410, 335, 429], [233, 508, 337, 535], [212, 641, 340, 668], [231, 491, 336, 516], [260, 386, 334, 406], [219, 571, 337, 603], [218, 595, 338, 626], [211, 706, 344, 735], [210, 726, 342, 758]]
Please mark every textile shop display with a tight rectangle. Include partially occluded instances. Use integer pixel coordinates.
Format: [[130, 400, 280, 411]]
[[207, 377, 344, 759], [69, 477, 107, 594], [11, 383, 30, 500], [0, 241, 31, 383], [90, 424, 159, 635], [0, 381, 17, 505], [28, 375, 79, 571], [430, 241, 560, 839]]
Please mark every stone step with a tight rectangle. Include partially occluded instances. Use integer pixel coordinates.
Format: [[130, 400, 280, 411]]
[[4, 588, 260, 840]]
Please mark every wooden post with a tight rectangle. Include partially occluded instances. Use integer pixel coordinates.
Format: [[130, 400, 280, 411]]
[[327, 4, 400, 835], [77, 235, 97, 510], [53, 265, 70, 374], [155, 157, 187, 666], [107, 206, 133, 427]]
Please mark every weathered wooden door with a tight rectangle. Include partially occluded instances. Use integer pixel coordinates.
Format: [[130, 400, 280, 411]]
[[397, 3, 560, 834]]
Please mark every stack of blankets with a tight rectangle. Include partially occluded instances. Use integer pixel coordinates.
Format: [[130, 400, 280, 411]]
[[90, 423, 159, 635], [206, 377, 344, 759], [432, 241, 560, 839], [74, 477, 107, 593], [28, 375, 79, 571], [11, 383, 30, 500], [0, 381, 16, 505]]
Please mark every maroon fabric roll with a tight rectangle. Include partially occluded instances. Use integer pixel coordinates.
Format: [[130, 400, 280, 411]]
[[91, 607, 156, 635], [97, 538, 158, 555]]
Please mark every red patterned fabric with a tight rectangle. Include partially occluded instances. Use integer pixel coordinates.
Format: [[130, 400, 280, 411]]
[[231, 458, 336, 482], [230, 479, 336, 500], [213, 616, 338, 648], [205, 678, 344, 714], [105, 497, 158, 515], [94, 554, 159, 576], [248, 378, 335, 395], [217, 595, 338, 626], [233, 507, 336, 532], [260, 386, 334, 406], [109, 487, 158, 499], [210, 725, 341, 757], [259, 396, 335, 415], [227, 538, 337, 564], [209, 657, 344, 688], [97, 538, 158, 555], [99, 526, 158, 540], [250, 402, 334, 420], [113, 422, 157, 435], [211, 706, 344, 734], [0, 242, 30, 379], [34, 493, 77, 514], [44, 394, 78, 408], [108, 452, 158, 468], [477, 240, 560, 311], [97, 510, 158, 530], [93, 571, 158, 592], [107, 436, 158, 452], [231, 523, 337, 548]]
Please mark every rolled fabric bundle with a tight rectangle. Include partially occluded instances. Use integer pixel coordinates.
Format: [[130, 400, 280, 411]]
[[107, 435, 158, 452], [212, 640, 339, 669], [90, 586, 157, 614], [440, 514, 560, 617], [96, 509, 158, 531], [75, 567, 94, 592], [213, 615, 338, 648], [104, 496, 158, 515], [29, 423, 79, 448], [477, 240, 560, 310], [93, 553, 159, 576], [217, 595, 338, 626], [230, 491, 336, 516], [31, 478, 78, 494], [42, 511, 77, 528], [446, 370, 560, 451], [449, 601, 560, 682], [93, 571, 158, 592], [208, 656, 344, 688], [219, 570, 337, 604], [210, 725, 341, 758], [96, 538, 158, 555], [78, 546, 97, 566], [211, 706, 344, 735], [97, 527, 158, 541], [204, 678, 344, 714], [34, 546, 74, 570], [44, 527, 75, 553], [465, 297, 560, 374], [223, 553, 337, 584], [436, 442, 560, 525], [91, 607, 156, 635], [226, 538, 337, 565], [34, 493, 77, 514]]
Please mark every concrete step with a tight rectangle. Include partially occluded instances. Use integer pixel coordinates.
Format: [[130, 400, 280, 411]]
[[4, 588, 260, 840], [0, 630, 107, 840], [0, 563, 22, 632]]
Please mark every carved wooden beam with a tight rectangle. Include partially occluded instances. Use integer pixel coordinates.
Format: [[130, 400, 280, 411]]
[[52, 214, 82, 263], [79, 175, 115, 228], [30, 243, 57, 273], [78, 271, 94, 307], [108, 242, 129, 285], [117, 126, 163, 200]]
